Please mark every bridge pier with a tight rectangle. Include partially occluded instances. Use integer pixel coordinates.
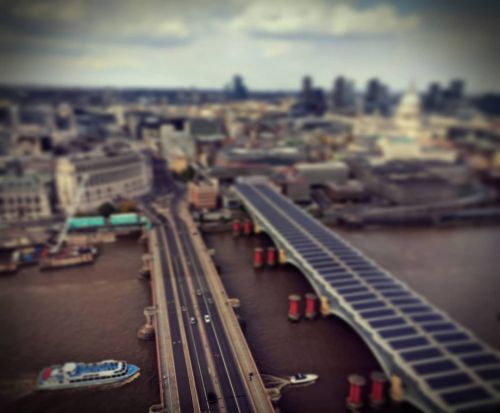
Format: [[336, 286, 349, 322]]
[[278, 248, 287, 264], [346, 374, 366, 410], [253, 222, 262, 234], [253, 247, 264, 268], [137, 305, 157, 340], [319, 295, 330, 317], [232, 219, 241, 237], [390, 375, 405, 404], [243, 218, 253, 236], [369, 371, 387, 408], [140, 253, 152, 279], [266, 247, 276, 266], [304, 293, 317, 320], [148, 404, 166, 413], [288, 294, 301, 322]]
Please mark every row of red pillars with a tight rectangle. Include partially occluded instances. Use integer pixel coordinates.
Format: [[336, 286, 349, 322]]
[[232, 219, 252, 237], [287, 293, 318, 321], [253, 247, 277, 268], [346, 372, 388, 410]]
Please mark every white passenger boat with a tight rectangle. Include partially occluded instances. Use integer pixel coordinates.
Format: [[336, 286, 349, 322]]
[[37, 360, 140, 390]]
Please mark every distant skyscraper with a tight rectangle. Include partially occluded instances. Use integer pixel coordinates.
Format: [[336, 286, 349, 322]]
[[448, 79, 465, 101], [296, 76, 326, 116], [423, 82, 443, 112], [331, 76, 355, 114], [230, 75, 248, 100], [423, 79, 466, 114], [302, 76, 312, 94], [364, 78, 390, 115]]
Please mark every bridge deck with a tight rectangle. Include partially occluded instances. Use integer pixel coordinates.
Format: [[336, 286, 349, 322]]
[[235, 181, 500, 413]]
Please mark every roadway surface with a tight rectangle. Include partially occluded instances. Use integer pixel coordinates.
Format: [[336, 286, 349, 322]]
[[144, 156, 269, 412], [145, 204, 252, 412]]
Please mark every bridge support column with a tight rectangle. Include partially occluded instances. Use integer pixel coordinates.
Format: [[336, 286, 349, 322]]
[[232, 219, 241, 237], [278, 249, 286, 264], [253, 248, 264, 268], [139, 253, 152, 279], [243, 219, 253, 236], [304, 293, 317, 320], [320, 295, 330, 317], [390, 375, 404, 404], [148, 404, 166, 413], [346, 374, 366, 410], [253, 222, 262, 234], [288, 294, 301, 322], [137, 306, 157, 340], [266, 247, 276, 266], [369, 371, 387, 408]]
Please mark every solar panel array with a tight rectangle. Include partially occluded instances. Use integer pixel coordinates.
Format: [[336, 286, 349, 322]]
[[236, 182, 500, 413]]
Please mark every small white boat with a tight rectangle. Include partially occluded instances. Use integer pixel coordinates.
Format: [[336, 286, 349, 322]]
[[289, 373, 318, 385]]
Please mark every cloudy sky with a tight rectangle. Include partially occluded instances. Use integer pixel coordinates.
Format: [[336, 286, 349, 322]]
[[0, 0, 498, 93]]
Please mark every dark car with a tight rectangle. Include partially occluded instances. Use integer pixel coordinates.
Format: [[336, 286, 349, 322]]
[[207, 391, 218, 404]]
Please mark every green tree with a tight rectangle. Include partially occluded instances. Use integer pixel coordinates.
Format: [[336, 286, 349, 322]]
[[97, 202, 117, 217]]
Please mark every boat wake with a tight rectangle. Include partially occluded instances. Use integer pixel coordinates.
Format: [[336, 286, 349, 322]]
[[0, 375, 37, 400]]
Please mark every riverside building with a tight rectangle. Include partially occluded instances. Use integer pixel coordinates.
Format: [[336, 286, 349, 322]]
[[56, 150, 152, 214]]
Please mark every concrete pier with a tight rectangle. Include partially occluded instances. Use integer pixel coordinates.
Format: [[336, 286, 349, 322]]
[[137, 306, 156, 340], [288, 294, 301, 322]]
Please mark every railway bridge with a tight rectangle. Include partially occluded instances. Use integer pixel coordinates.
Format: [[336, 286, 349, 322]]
[[234, 179, 500, 413]]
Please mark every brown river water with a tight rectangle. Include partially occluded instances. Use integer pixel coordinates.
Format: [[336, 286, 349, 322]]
[[0, 226, 499, 413]]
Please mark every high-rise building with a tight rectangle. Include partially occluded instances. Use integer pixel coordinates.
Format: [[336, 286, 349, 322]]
[[230, 75, 248, 100], [423, 82, 443, 112], [331, 76, 356, 114], [449, 79, 465, 101], [423, 79, 466, 114], [296, 76, 326, 116], [364, 78, 390, 115], [302, 76, 312, 94]]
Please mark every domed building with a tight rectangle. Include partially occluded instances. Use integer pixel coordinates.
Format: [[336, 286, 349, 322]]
[[378, 86, 456, 162], [393, 86, 423, 141]]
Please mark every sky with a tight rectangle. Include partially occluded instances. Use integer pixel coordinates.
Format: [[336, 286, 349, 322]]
[[0, 0, 499, 93]]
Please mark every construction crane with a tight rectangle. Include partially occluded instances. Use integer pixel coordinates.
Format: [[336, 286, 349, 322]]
[[50, 174, 90, 254]]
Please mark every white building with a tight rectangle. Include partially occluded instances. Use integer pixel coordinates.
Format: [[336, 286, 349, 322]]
[[0, 174, 52, 222], [383, 88, 456, 162], [56, 150, 152, 214]]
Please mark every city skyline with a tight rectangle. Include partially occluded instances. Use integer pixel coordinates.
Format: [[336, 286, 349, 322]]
[[0, 0, 499, 93]]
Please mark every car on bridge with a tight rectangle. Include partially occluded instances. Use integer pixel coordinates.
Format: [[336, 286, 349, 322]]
[[207, 391, 218, 404]]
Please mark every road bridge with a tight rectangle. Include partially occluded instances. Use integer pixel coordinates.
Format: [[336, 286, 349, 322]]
[[144, 201, 273, 413], [235, 180, 500, 413]]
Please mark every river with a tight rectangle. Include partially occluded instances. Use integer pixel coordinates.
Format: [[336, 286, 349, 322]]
[[1, 225, 499, 413]]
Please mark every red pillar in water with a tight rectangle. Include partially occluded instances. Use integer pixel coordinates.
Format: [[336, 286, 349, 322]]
[[346, 374, 366, 410], [304, 293, 317, 320], [266, 247, 276, 266], [288, 294, 301, 322], [243, 219, 252, 236], [369, 371, 387, 408], [232, 220, 241, 237], [253, 248, 264, 269]]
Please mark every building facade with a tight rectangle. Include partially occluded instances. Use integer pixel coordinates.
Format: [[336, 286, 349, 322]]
[[56, 150, 152, 214], [0, 174, 52, 222], [188, 180, 218, 210]]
